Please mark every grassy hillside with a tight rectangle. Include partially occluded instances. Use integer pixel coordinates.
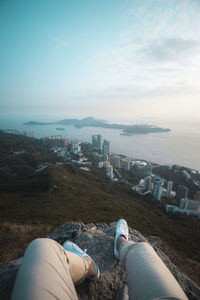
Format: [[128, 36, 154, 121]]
[[0, 164, 200, 263], [0, 132, 200, 284], [0, 131, 59, 183]]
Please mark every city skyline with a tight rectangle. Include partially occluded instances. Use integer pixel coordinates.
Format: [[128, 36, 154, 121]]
[[1, 0, 200, 122]]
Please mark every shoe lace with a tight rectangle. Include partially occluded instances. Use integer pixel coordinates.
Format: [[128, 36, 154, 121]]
[[82, 248, 88, 258]]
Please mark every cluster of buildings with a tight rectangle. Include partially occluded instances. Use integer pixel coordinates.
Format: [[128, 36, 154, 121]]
[[91, 135, 151, 173], [70, 142, 81, 155], [91, 135, 115, 180], [166, 186, 200, 218], [91, 135, 119, 180], [97, 155, 118, 181], [40, 136, 91, 167], [94, 154, 151, 180], [90, 152, 114, 180], [40, 135, 67, 148], [132, 175, 173, 199], [4, 129, 35, 138], [109, 153, 152, 173], [133, 173, 200, 218], [69, 141, 91, 167], [91, 134, 152, 182]]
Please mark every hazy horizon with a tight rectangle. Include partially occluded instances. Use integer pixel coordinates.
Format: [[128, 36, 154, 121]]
[[1, 0, 200, 122], [1, 112, 200, 127], [1, 113, 200, 171]]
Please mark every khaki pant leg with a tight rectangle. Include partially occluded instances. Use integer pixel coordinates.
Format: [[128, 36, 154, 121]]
[[119, 241, 188, 300], [11, 238, 88, 300], [66, 249, 89, 285]]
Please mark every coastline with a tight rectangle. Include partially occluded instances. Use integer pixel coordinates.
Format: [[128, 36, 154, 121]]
[[0, 118, 200, 172]]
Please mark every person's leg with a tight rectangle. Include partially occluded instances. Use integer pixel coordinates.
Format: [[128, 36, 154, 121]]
[[115, 220, 188, 300], [11, 238, 92, 300], [62, 241, 100, 281]]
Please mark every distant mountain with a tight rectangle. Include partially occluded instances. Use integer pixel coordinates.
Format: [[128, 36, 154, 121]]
[[24, 117, 171, 134], [23, 121, 54, 125]]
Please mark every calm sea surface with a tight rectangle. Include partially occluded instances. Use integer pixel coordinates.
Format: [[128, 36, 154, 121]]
[[0, 117, 200, 171]]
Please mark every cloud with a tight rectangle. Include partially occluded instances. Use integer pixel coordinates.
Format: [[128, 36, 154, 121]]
[[139, 38, 200, 62], [80, 81, 200, 102]]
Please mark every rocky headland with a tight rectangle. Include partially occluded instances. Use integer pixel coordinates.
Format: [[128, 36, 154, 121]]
[[0, 222, 199, 300], [23, 117, 170, 135]]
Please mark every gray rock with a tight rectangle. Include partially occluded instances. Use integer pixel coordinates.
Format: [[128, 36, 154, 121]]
[[0, 222, 199, 300], [0, 258, 22, 300]]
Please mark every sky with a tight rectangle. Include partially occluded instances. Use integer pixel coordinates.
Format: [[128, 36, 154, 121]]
[[1, 0, 200, 122]]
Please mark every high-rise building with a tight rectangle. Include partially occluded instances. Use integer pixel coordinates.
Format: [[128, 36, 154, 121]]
[[194, 191, 200, 201], [185, 198, 200, 211], [92, 135, 98, 149], [153, 183, 163, 201], [92, 135, 103, 152], [91, 152, 103, 162], [167, 181, 173, 198], [103, 160, 110, 168], [115, 156, 121, 168], [106, 165, 113, 179], [109, 154, 120, 168], [144, 176, 152, 191], [103, 154, 108, 162], [120, 159, 130, 171], [180, 198, 187, 209], [176, 185, 188, 206], [102, 139, 110, 154], [109, 155, 116, 166], [97, 135, 103, 152], [98, 161, 104, 168], [106, 164, 113, 174]]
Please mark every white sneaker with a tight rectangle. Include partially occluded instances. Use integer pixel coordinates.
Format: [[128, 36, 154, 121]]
[[114, 219, 129, 259], [63, 241, 100, 279]]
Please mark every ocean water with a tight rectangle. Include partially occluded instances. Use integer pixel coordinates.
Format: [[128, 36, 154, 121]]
[[0, 116, 200, 171]]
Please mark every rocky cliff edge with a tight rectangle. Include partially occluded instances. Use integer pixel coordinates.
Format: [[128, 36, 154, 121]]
[[0, 222, 200, 300]]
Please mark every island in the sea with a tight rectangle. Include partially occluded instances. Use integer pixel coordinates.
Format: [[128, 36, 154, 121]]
[[23, 117, 171, 135]]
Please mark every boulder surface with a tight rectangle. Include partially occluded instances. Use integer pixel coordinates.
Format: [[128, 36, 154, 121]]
[[0, 222, 200, 299]]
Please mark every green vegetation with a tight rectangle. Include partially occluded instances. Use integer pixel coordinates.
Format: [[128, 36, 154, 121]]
[[0, 131, 60, 183], [0, 222, 53, 266], [0, 164, 200, 264], [0, 131, 200, 285], [117, 169, 144, 184]]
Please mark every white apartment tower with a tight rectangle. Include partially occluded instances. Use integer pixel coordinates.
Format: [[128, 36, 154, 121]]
[[167, 181, 173, 198], [153, 183, 163, 201], [120, 159, 130, 171], [144, 176, 152, 191], [102, 139, 110, 154], [115, 156, 121, 168], [106, 165, 113, 179], [92, 135, 103, 152]]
